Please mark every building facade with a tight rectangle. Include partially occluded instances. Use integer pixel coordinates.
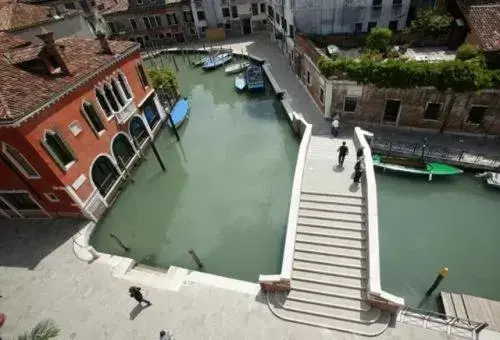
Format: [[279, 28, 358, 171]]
[[102, 0, 198, 46], [0, 32, 166, 220], [190, 0, 268, 39], [293, 34, 500, 136]]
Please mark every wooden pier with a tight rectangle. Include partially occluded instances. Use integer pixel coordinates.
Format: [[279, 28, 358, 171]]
[[441, 291, 500, 332]]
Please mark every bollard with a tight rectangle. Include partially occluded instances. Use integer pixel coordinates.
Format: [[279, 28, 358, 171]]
[[188, 248, 204, 269], [425, 267, 448, 297], [110, 232, 130, 252]]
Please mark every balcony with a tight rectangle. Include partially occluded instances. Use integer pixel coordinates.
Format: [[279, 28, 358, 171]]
[[116, 100, 137, 124]]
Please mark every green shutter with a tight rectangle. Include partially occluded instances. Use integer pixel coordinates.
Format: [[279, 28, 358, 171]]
[[41, 138, 65, 170]]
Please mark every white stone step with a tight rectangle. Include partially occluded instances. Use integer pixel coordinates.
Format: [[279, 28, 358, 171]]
[[296, 233, 365, 249], [292, 278, 366, 299], [301, 193, 364, 206], [294, 252, 365, 269], [300, 201, 363, 214], [293, 254, 366, 277], [298, 217, 364, 231], [268, 296, 390, 336], [288, 289, 370, 311], [284, 299, 381, 324], [299, 209, 364, 223], [297, 224, 365, 240], [294, 242, 365, 259], [301, 190, 361, 200], [292, 266, 366, 289]]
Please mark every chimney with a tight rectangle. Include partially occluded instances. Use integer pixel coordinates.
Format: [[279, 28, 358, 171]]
[[96, 30, 112, 54], [36, 29, 71, 75]]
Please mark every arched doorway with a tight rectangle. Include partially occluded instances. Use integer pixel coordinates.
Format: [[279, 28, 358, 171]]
[[91, 155, 119, 197], [112, 134, 135, 169], [129, 116, 148, 146]]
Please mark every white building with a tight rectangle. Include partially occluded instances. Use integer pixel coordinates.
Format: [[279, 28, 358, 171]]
[[265, 0, 411, 36], [191, 0, 268, 38]]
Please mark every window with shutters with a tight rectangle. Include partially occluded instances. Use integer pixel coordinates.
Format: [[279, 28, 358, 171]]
[[82, 101, 105, 135], [2, 143, 40, 179], [42, 130, 76, 170]]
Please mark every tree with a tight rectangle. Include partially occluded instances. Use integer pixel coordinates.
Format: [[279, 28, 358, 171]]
[[148, 67, 179, 96], [17, 319, 60, 340], [365, 27, 392, 53], [456, 43, 485, 66], [405, 9, 453, 38]]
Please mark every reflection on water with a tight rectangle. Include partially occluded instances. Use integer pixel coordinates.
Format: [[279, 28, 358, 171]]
[[378, 171, 500, 310], [91, 55, 299, 282]]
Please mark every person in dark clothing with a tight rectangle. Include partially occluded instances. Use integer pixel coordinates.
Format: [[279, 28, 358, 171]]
[[337, 142, 349, 167], [129, 286, 151, 306], [356, 148, 364, 160], [353, 156, 365, 183]]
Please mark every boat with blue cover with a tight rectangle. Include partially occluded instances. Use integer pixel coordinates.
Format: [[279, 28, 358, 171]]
[[202, 52, 233, 70], [245, 65, 264, 91], [234, 76, 246, 91], [168, 98, 189, 128]]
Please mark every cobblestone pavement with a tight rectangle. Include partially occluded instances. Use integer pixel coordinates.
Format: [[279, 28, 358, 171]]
[[0, 219, 463, 340]]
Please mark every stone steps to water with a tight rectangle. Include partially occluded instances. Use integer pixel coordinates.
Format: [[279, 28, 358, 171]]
[[300, 193, 364, 207], [292, 267, 366, 289], [295, 233, 365, 249], [291, 278, 366, 299], [297, 224, 365, 240], [294, 242, 365, 259], [297, 216, 364, 231], [299, 209, 365, 223], [299, 201, 364, 214], [288, 289, 370, 311], [267, 292, 390, 336], [294, 251, 365, 269], [293, 257, 366, 278], [284, 299, 381, 324]]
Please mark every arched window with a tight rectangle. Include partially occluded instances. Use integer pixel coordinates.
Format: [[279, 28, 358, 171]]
[[112, 134, 135, 169], [118, 72, 132, 99], [1, 142, 40, 179], [104, 84, 119, 112], [82, 101, 105, 134], [42, 130, 76, 170], [96, 88, 112, 117], [111, 79, 125, 106], [91, 155, 119, 196], [129, 116, 148, 145]]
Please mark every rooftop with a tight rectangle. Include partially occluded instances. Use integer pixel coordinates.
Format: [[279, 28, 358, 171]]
[[101, 0, 186, 15], [0, 32, 138, 123], [0, 0, 79, 31], [459, 1, 500, 52]]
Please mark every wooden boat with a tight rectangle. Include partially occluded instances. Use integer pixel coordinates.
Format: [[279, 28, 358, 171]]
[[202, 52, 233, 70], [167, 98, 189, 128], [327, 44, 340, 57], [225, 62, 250, 74], [245, 65, 264, 91], [476, 172, 500, 188], [372, 154, 463, 180], [234, 76, 246, 91]]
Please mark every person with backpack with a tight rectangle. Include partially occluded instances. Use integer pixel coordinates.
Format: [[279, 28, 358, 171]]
[[337, 141, 349, 167], [353, 156, 365, 183]]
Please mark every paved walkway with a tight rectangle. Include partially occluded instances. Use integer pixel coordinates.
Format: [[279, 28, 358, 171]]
[[0, 219, 463, 340]]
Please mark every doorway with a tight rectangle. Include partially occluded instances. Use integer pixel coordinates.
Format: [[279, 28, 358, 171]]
[[242, 18, 252, 35], [382, 99, 401, 125], [175, 33, 185, 43]]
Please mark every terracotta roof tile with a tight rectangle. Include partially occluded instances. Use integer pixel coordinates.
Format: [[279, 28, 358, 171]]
[[0, 31, 30, 51], [0, 35, 138, 122], [461, 2, 500, 52]]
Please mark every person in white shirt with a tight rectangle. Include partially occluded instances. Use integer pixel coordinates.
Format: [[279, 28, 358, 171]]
[[331, 115, 340, 137]]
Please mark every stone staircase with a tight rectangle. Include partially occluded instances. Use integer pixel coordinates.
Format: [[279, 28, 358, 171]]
[[268, 137, 390, 336]]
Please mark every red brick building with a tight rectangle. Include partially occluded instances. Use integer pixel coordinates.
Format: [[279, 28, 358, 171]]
[[0, 31, 165, 220]]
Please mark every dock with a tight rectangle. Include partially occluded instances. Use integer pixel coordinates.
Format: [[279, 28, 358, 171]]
[[441, 291, 500, 332]]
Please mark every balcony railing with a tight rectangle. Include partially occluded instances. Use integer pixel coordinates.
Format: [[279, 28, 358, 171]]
[[116, 100, 137, 124]]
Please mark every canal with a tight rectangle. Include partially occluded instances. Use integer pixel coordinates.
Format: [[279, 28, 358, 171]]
[[378, 172, 500, 311], [90, 54, 299, 282]]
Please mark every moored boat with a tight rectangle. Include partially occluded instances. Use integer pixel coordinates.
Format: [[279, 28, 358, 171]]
[[202, 52, 233, 70], [225, 62, 250, 74], [476, 171, 500, 188], [234, 75, 246, 91], [245, 65, 264, 91], [167, 98, 189, 128], [372, 154, 463, 180]]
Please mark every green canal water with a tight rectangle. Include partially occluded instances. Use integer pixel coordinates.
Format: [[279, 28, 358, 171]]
[[90, 55, 299, 282], [378, 172, 500, 310]]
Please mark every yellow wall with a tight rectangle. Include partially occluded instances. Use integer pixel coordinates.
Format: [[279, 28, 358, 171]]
[[206, 28, 225, 41]]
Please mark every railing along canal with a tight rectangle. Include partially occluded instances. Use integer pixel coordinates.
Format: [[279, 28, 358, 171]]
[[399, 305, 488, 339]]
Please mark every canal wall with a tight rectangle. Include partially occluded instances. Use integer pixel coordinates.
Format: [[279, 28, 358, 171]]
[[353, 127, 405, 310]]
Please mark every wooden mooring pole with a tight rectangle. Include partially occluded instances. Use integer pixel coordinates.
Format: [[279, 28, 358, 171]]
[[110, 232, 130, 251], [425, 267, 448, 297], [189, 248, 204, 269], [118, 157, 135, 183]]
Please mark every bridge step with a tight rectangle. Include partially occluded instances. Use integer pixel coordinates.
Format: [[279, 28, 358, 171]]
[[296, 233, 365, 249], [292, 278, 366, 299], [288, 290, 370, 311], [299, 201, 364, 214], [301, 193, 364, 206], [297, 224, 365, 240], [294, 251, 366, 269], [299, 209, 365, 223], [294, 242, 365, 259], [292, 267, 366, 289], [297, 216, 364, 231]]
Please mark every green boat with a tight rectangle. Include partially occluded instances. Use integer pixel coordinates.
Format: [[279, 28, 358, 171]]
[[372, 154, 463, 180]]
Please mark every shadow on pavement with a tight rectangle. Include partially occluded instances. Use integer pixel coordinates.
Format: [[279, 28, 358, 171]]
[[0, 218, 86, 269], [129, 302, 151, 320]]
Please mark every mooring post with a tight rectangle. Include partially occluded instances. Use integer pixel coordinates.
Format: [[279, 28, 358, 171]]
[[189, 248, 204, 269], [118, 157, 135, 183], [110, 232, 130, 252], [172, 54, 179, 71], [132, 136, 145, 159], [425, 267, 448, 297], [150, 140, 166, 172]]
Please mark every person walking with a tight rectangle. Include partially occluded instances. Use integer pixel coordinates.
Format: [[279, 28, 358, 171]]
[[331, 116, 340, 137], [356, 147, 364, 160], [353, 156, 365, 183], [337, 141, 349, 167], [129, 286, 151, 306]]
